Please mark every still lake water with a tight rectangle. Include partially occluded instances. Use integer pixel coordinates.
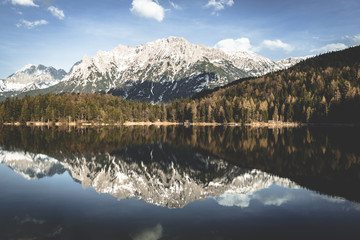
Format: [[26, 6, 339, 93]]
[[0, 126, 360, 239]]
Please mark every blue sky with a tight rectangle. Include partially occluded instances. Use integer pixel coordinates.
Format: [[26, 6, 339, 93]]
[[0, 0, 359, 79]]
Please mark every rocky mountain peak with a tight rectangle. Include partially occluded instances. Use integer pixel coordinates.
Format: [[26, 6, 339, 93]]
[[0, 64, 67, 93], [1, 37, 307, 102]]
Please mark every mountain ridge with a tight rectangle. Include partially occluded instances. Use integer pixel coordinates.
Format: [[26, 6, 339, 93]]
[[0, 64, 67, 99], [1, 37, 305, 102]]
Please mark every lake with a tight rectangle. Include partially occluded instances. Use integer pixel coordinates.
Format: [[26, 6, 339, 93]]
[[0, 126, 360, 239]]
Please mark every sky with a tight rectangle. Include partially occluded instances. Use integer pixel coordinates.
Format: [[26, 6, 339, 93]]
[[0, 0, 360, 79]]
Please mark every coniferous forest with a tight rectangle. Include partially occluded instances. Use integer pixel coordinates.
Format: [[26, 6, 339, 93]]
[[0, 46, 359, 125]]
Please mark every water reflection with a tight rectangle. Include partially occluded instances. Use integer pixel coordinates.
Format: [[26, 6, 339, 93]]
[[1, 125, 360, 203], [0, 150, 66, 179], [1, 125, 360, 239], [0, 146, 298, 208]]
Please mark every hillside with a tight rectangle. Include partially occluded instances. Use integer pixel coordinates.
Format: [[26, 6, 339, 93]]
[[190, 46, 360, 123]]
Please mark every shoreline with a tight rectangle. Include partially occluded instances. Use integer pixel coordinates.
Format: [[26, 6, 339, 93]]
[[244, 121, 302, 128], [0, 121, 356, 128], [123, 121, 181, 126]]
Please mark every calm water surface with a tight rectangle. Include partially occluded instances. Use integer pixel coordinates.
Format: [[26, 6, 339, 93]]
[[0, 126, 360, 239]]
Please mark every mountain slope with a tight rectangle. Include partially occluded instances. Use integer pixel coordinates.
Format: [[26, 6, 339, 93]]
[[25, 37, 302, 102]]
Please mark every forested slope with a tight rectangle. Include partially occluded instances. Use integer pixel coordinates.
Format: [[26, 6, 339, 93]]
[[191, 46, 360, 123]]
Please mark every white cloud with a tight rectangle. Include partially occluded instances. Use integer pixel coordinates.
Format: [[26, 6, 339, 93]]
[[131, 0, 165, 22], [10, 0, 38, 7], [16, 19, 48, 29], [215, 38, 253, 53], [348, 34, 360, 46], [310, 43, 348, 53], [214, 37, 294, 53], [169, 1, 181, 10], [261, 39, 294, 52], [48, 6, 65, 20], [205, 0, 234, 12]]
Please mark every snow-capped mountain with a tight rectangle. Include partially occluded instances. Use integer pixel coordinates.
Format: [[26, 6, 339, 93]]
[[1, 37, 305, 102], [0, 64, 66, 92], [0, 144, 298, 208], [276, 57, 306, 69], [37, 37, 303, 102], [0, 64, 67, 100]]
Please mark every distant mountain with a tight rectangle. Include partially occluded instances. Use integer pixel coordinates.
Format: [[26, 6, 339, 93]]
[[276, 56, 308, 69], [16, 37, 304, 102], [0, 64, 67, 99]]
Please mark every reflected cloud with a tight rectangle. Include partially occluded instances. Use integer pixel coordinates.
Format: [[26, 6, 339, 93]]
[[317, 194, 360, 212], [48, 226, 63, 237], [351, 203, 360, 211], [215, 185, 294, 208], [215, 192, 251, 208], [317, 194, 346, 203], [131, 224, 163, 240], [14, 215, 46, 225], [253, 190, 293, 206]]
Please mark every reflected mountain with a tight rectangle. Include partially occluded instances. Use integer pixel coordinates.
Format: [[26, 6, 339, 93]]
[[0, 144, 297, 208], [0, 125, 360, 204], [0, 150, 66, 179]]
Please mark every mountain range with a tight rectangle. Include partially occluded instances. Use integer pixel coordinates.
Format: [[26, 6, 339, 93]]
[[0, 37, 304, 102]]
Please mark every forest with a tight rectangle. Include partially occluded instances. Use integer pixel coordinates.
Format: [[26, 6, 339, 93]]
[[0, 46, 359, 124]]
